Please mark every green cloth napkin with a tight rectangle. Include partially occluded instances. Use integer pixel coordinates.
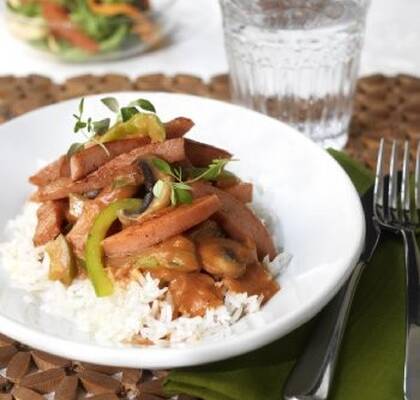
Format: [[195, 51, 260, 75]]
[[164, 150, 407, 400]]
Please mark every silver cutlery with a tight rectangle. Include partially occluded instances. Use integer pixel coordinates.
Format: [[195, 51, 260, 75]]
[[284, 139, 420, 400], [283, 168, 382, 400], [373, 139, 420, 400]]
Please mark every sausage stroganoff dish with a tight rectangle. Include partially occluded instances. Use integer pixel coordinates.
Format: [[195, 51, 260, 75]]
[[0, 97, 290, 346]]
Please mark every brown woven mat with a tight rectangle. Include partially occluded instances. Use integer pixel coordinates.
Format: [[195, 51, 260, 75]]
[[0, 332, 183, 400], [1, 73, 420, 169], [1, 73, 420, 166], [0, 72, 420, 400]]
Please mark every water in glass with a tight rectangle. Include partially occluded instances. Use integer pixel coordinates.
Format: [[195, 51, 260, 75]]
[[220, 0, 370, 148]]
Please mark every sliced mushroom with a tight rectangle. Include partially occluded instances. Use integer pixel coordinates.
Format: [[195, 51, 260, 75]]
[[140, 159, 155, 192], [197, 237, 257, 279], [135, 235, 199, 272], [118, 157, 173, 226]]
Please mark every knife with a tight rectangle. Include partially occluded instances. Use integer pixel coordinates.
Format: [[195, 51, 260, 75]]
[[283, 184, 381, 400]]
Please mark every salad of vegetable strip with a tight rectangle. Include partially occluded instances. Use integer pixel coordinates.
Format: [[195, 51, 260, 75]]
[[5, 0, 163, 62]]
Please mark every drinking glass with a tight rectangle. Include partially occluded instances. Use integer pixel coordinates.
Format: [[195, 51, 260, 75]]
[[219, 0, 371, 148]]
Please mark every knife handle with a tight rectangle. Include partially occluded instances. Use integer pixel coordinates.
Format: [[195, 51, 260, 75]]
[[283, 261, 366, 400], [401, 229, 420, 400]]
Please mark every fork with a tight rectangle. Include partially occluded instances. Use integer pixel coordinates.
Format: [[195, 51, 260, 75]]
[[374, 139, 420, 400]]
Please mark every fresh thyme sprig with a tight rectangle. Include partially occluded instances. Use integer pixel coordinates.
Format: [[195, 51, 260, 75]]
[[69, 98, 111, 157], [68, 97, 157, 157], [73, 98, 112, 137], [188, 159, 232, 182], [152, 158, 234, 206], [101, 97, 157, 122]]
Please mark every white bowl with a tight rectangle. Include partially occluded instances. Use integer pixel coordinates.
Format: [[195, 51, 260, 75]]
[[0, 92, 364, 369]]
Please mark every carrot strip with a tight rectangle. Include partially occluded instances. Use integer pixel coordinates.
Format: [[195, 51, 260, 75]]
[[42, 1, 99, 53], [87, 0, 143, 18]]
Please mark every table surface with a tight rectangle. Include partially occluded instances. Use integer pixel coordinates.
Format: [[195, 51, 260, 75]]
[[0, 0, 419, 81]]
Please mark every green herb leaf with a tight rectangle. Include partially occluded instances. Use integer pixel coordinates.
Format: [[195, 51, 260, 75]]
[[101, 97, 120, 113], [187, 167, 206, 179], [67, 142, 84, 157], [173, 167, 183, 181], [72, 98, 110, 157], [173, 182, 192, 191], [74, 120, 87, 133], [152, 158, 173, 176], [187, 159, 232, 183], [87, 117, 93, 132], [78, 98, 85, 115], [129, 98, 156, 113], [204, 159, 231, 180], [174, 188, 193, 204], [170, 187, 177, 206], [121, 106, 139, 122], [152, 179, 165, 199], [93, 118, 111, 135]]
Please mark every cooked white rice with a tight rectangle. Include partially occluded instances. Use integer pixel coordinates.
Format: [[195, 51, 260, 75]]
[[0, 202, 290, 347]]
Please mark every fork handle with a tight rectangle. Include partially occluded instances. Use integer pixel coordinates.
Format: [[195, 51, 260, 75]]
[[401, 230, 420, 400], [283, 261, 366, 400]]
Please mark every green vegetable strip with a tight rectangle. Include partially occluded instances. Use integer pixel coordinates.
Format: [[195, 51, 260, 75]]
[[85, 198, 141, 297], [99, 24, 130, 52], [99, 113, 165, 143]]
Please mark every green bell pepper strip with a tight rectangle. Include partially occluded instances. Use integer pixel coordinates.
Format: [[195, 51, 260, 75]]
[[99, 113, 166, 144], [85, 198, 142, 297]]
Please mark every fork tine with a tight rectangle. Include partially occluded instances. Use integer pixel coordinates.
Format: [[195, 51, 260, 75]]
[[401, 141, 411, 212], [374, 138, 385, 210], [416, 142, 420, 211], [389, 140, 399, 213]]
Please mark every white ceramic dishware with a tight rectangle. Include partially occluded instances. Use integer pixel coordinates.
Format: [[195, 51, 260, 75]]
[[0, 92, 364, 368]]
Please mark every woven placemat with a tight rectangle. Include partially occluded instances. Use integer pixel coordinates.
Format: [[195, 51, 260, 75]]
[[0, 72, 420, 400], [1, 72, 420, 169]]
